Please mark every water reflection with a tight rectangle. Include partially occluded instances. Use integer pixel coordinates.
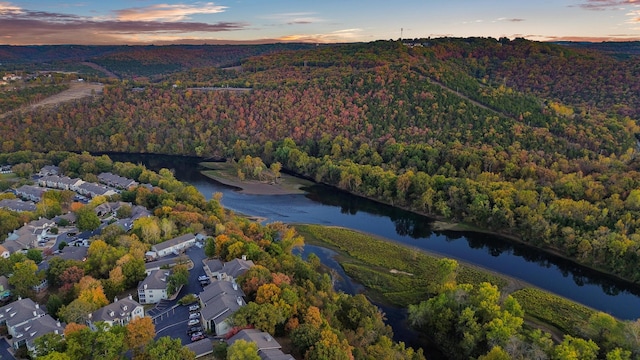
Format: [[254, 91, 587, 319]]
[[104, 153, 640, 320]]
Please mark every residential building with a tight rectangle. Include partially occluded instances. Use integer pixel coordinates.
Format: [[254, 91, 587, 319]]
[[86, 295, 144, 330], [227, 329, 294, 360], [199, 280, 244, 305], [137, 269, 170, 304], [0, 298, 46, 338], [12, 315, 64, 352], [15, 185, 46, 202], [0, 198, 37, 212], [4, 218, 56, 253], [199, 292, 244, 336], [218, 256, 254, 281], [98, 172, 138, 189], [0, 245, 10, 259], [151, 233, 196, 258], [37, 175, 83, 191], [76, 182, 117, 198], [38, 165, 60, 177]]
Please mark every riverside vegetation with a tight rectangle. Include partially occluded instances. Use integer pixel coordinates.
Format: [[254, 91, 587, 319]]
[[2, 37, 640, 358]]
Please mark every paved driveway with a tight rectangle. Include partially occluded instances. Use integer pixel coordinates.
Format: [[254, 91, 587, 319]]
[[150, 243, 210, 345], [0, 338, 15, 359]]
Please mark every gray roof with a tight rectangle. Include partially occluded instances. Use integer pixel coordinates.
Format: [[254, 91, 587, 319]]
[[144, 256, 186, 272], [0, 298, 46, 328], [228, 329, 282, 352], [152, 233, 195, 252], [78, 182, 114, 196], [58, 245, 88, 262], [13, 315, 64, 349], [203, 258, 223, 273], [222, 258, 255, 279], [15, 185, 46, 199], [0, 199, 36, 212], [98, 172, 137, 189], [186, 338, 214, 358], [39, 165, 59, 175], [138, 269, 169, 291], [89, 297, 143, 323], [2, 240, 26, 253], [199, 280, 244, 305], [200, 293, 244, 325], [260, 349, 295, 360]]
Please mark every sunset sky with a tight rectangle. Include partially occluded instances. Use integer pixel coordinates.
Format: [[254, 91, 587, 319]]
[[1, 0, 640, 45]]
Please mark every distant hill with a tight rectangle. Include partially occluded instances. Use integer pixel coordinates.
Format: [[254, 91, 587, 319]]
[[553, 41, 640, 59], [0, 43, 318, 78]]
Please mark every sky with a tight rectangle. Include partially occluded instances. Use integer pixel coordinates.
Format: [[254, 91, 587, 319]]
[[1, 0, 640, 45]]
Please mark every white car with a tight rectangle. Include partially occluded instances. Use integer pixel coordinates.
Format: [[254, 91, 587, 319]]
[[187, 319, 200, 326], [188, 304, 200, 312], [189, 312, 200, 320]]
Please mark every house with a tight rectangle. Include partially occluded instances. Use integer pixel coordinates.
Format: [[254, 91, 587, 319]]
[[5, 218, 56, 252], [86, 295, 144, 330], [37, 175, 83, 191], [0, 245, 10, 259], [199, 293, 244, 336], [151, 233, 196, 258], [12, 315, 65, 353], [202, 258, 223, 280], [0, 198, 36, 212], [218, 256, 254, 281], [186, 338, 214, 358], [0, 298, 46, 336], [58, 245, 88, 262], [76, 182, 117, 198], [15, 185, 47, 202], [199, 280, 244, 305], [38, 165, 60, 177], [227, 329, 294, 360], [198, 280, 246, 336], [137, 269, 170, 304], [98, 172, 138, 189]]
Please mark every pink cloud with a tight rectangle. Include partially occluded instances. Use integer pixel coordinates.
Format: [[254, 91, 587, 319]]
[[115, 3, 227, 22], [578, 0, 640, 10]]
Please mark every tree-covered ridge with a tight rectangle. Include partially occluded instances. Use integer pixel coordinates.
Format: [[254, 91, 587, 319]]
[[2, 39, 640, 285], [90, 43, 319, 79]]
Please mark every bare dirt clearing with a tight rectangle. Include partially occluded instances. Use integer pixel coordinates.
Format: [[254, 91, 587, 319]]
[[29, 82, 103, 109]]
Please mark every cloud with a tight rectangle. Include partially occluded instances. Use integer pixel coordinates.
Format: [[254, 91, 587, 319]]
[[626, 8, 640, 22], [541, 34, 640, 41], [496, 17, 525, 22], [115, 3, 227, 22], [0, 2, 245, 45], [276, 28, 363, 43], [262, 12, 324, 25], [577, 0, 639, 10]]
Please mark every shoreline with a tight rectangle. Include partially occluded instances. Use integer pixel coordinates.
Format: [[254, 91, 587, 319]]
[[200, 160, 639, 289], [199, 162, 313, 195]]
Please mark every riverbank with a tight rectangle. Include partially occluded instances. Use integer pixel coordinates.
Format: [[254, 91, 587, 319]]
[[294, 224, 597, 342], [199, 161, 314, 195]]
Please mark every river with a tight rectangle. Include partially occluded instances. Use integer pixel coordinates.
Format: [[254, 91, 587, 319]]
[[106, 153, 640, 322]]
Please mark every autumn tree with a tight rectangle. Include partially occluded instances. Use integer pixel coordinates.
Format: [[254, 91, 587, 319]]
[[227, 339, 260, 360], [9, 259, 40, 298], [126, 317, 156, 357]]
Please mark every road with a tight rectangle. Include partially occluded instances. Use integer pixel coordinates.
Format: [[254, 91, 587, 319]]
[[149, 244, 210, 346]]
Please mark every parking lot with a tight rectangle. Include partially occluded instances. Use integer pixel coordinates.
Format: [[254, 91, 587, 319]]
[[149, 243, 211, 345]]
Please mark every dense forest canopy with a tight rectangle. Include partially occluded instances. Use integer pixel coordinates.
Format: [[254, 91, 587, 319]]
[[2, 38, 640, 286]]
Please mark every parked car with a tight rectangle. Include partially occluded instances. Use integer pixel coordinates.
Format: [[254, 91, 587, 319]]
[[189, 312, 200, 320], [197, 275, 209, 282], [188, 304, 200, 312], [187, 326, 203, 335], [187, 319, 200, 326], [191, 332, 205, 342]]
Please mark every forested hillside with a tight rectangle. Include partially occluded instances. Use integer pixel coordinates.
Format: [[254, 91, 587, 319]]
[[3, 38, 640, 286]]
